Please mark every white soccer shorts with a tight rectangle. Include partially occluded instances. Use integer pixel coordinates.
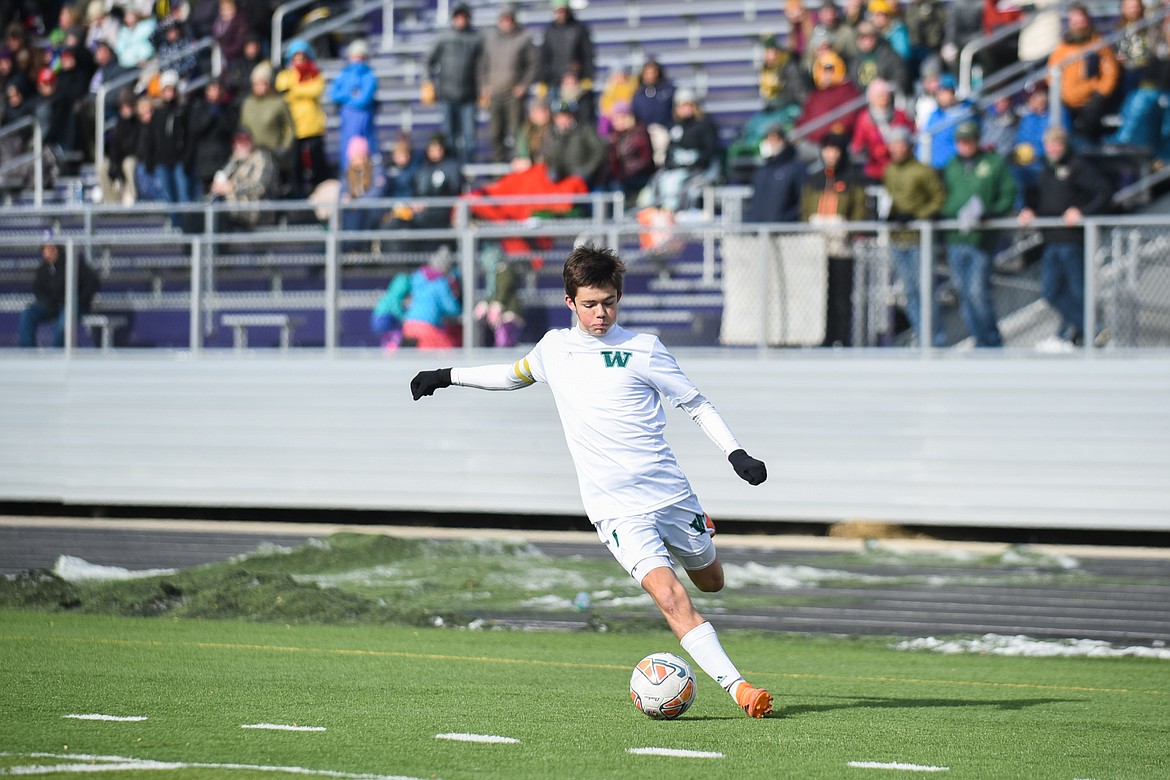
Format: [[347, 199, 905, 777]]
[[594, 502, 716, 584]]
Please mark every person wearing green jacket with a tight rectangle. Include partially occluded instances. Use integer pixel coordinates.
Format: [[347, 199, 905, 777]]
[[940, 120, 1016, 347]]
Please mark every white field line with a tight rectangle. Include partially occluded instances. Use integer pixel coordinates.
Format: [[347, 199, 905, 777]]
[[0, 751, 427, 779], [241, 723, 327, 732], [62, 714, 148, 722], [433, 733, 519, 744], [848, 760, 950, 772], [627, 747, 725, 759]]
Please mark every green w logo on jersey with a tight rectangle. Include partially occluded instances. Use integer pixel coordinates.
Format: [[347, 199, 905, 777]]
[[601, 351, 633, 368]]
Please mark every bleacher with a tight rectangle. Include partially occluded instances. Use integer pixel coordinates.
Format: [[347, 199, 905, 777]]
[[3, 1, 1169, 351]]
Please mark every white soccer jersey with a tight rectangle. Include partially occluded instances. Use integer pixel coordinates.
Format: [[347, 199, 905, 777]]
[[520, 324, 704, 521]]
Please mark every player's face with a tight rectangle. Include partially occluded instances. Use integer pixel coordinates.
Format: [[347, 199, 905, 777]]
[[567, 284, 620, 336]]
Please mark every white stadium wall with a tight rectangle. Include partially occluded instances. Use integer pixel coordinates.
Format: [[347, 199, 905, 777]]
[[1, 351, 1168, 531]]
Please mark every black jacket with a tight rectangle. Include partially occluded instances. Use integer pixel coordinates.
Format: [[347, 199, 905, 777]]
[[747, 144, 806, 223], [540, 13, 594, 84], [185, 96, 236, 182], [665, 115, 720, 172], [426, 25, 482, 103], [1027, 152, 1111, 244], [140, 99, 187, 170], [33, 254, 100, 315]]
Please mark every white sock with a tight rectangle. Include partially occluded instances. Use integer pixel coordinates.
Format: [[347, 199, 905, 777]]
[[679, 621, 745, 697]]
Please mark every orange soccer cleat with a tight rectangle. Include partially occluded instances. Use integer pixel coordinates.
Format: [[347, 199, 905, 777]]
[[735, 682, 773, 718]]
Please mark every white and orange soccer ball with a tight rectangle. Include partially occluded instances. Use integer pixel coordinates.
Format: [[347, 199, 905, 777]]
[[629, 652, 696, 719]]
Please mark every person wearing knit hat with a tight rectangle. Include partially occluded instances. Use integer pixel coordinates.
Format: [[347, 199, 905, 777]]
[[330, 37, 379, 172], [424, 0, 482, 164], [801, 122, 868, 347], [238, 55, 295, 176], [275, 37, 330, 195], [480, 0, 537, 162], [339, 132, 388, 253]]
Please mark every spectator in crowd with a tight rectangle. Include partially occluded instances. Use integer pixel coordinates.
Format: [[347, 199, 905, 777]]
[[842, 0, 866, 29], [0, 50, 15, 119], [801, 132, 868, 347], [5, 21, 41, 83], [473, 247, 525, 347], [371, 270, 412, 349], [1018, 126, 1111, 351], [85, 2, 121, 53], [920, 74, 974, 169], [540, 0, 595, 121], [339, 135, 388, 252], [223, 33, 263, 103], [850, 20, 908, 97], [479, 2, 537, 163], [867, 0, 911, 65], [34, 67, 72, 154], [804, 1, 858, 70], [941, 0, 982, 74], [1114, 0, 1156, 97], [757, 34, 806, 128], [514, 95, 552, 165], [208, 128, 280, 229], [882, 125, 947, 347], [850, 77, 914, 183], [140, 70, 193, 222], [746, 123, 805, 224], [543, 99, 606, 187], [114, 7, 157, 69], [981, 93, 1019, 159], [402, 246, 462, 349], [99, 88, 142, 205], [275, 39, 329, 196], [239, 61, 294, 188], [554, 70, 595, 128], [131, 94, 163, 201], [632, 57, 674, 167], [597, 65, 636, 137], [18, 235, 100, 348], [185, 77, 236, 196], [1047, 3, 1120, 144], [84, 39, 129, 125], [940, 120, 1017, 348], [213, 0, 250, 71], [53, 46, 93, 156], [605, 100, 655, 201], [904, 0, 945, 86], [1013, 80, 1050, 190], [0, 79, 37, 191], [641, 88, 720, 213], [425, 2, 481, 165], [385, 131, 420, 197], [911, 58, 944, 129], [979, 0, 1023, 79], [783, 0, 814, 59], [385, 133, 462, 253], [330, 38, 378, 174], [795, 48, 863, 160], [153, 15, 199, 82]]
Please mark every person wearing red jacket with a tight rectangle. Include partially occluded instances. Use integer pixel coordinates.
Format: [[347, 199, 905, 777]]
[[849, 78, 914, 183]]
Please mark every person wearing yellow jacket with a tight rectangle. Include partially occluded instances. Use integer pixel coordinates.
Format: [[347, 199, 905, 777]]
[[1046, 4, 1120, 144], [275, 39, 331, 196]]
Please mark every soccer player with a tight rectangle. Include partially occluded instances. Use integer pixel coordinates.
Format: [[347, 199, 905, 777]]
[[410, 245, 773, 718]]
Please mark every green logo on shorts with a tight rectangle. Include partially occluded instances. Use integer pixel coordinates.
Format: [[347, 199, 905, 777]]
[[689, 514, 706, 534]]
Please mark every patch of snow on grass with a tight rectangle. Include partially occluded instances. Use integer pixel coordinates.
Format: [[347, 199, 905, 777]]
[[892, 633, 1170, 659], [52, 556, 176, 583]]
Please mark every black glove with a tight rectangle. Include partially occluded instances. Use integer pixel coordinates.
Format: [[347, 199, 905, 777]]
[[410, 368, 452, 400], [728, 449, 767, 486], [888, 210, 913, 228]]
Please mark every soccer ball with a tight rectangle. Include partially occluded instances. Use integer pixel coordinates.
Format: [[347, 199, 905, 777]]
[[629, 652, 696, 719]]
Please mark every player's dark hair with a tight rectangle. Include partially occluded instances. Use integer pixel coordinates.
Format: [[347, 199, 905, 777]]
[[563, 244, 625, 300]]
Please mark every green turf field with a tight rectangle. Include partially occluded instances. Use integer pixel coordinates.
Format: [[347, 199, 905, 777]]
[[1, 609, 1167, 779]]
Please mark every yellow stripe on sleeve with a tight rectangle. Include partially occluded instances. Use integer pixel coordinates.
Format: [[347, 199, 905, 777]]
[[512, 357, 536, 385]]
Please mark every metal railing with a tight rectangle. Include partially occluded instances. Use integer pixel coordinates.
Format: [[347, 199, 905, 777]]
[[957, 15, 1033, 99], [5, 200, 1170, 353], [272, 0, 391, 66], [0, 117, 44, 207]]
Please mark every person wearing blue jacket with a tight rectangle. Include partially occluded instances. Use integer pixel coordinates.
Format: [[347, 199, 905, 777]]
[[329, 39, 378, 173], [402, 246, 462, 349]]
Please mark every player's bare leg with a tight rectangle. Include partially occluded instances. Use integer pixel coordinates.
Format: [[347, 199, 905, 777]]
[[684, 553, 725, 593], [640, 566, 773, 718]]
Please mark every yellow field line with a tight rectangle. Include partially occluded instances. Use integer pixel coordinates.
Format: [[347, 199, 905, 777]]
[[2, 633, 1165, 697]]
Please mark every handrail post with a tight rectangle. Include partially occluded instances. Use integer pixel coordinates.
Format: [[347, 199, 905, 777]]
[[383, 0, 395, 52], [457, 201, 475, 355], [95, 83, 107, 184], [756, 227, 769, 353], [33, 121, 43, 207], [919, 220, 934, 354], [64, 239, 77, 353], [190, 237, 203, 352], [1084, 219, 1099, 357], [325, 201, 340, 351], [1048, 66, 1063, 129]]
